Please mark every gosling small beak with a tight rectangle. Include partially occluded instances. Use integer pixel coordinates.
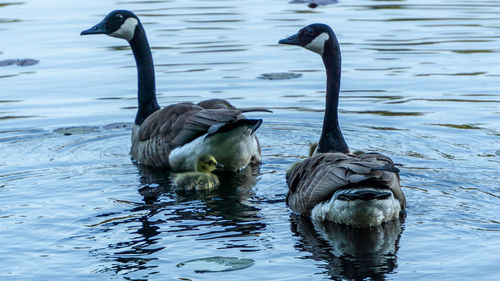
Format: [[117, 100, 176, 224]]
[[81, 21, 107, 36], [215, 163, 224, 169], [279, 33, 300, 46]]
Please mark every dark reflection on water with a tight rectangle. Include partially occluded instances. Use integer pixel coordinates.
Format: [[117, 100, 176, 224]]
[[0, 3, 25, 8], [91, 211, 164, 276], [0, 71, 35, 79], [291, 215, 404, 280], [90, 164, 264, 277], [341, 110, 425, 116], [0, 115, 38, 120], [0, 18, 21, 23]]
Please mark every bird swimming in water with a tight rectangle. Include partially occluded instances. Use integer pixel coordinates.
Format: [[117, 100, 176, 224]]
[[81, 10, 270, 172], [173, 155, 221, 191], [279, 23, 406, 227]]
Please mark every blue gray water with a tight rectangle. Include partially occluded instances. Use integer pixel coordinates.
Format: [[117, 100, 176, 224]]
[[1, 0, 499, 280]]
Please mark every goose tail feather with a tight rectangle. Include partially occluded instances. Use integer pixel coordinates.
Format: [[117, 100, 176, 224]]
[[206, 119, 263, 137], [371, 163, 400, 174]]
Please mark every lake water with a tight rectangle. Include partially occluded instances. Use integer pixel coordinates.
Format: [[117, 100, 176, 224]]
[[1, 0, 499, 280]]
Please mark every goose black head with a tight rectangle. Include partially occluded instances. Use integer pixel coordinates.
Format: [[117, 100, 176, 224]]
[[279, 23, 335, 56], [81, 10, 140, 41]]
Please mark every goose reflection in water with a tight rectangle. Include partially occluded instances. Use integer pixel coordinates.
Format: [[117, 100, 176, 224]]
[[89, 164, 264, 277], [137, 163, 259, 205], [290, 214, 404, 280]]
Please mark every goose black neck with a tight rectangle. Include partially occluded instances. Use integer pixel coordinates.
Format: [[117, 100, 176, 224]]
[[317, 37, 349, 154], [129, 24, 160, 126]]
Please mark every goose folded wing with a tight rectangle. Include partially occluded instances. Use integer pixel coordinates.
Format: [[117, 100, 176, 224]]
[[138, 102, 202, 142], [138, 101, 248, 145], [172, 108, 247, 147], [286, 152, 403, 214], [352, 153, 404, 206], [286, 153, 352, 214]]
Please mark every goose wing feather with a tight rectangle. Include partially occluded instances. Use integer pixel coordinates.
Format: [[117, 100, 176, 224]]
[[138, 101, 251, 149], [286, 152, 405, 215], [175, 108, 246, 146], [138, 102, 196, 141]]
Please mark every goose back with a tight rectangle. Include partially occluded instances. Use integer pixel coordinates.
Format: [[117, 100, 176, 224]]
[[286, 152, 406, 215], [131, 101, 261, 168]]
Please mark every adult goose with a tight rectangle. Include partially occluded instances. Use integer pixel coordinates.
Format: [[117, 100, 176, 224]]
[[279, 24, 406, 227], [81, 10, 269, 171]]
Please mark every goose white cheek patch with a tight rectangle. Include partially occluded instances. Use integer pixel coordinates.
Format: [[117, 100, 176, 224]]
[[110, 18, 138, 41], [305, 32, 329, 55]]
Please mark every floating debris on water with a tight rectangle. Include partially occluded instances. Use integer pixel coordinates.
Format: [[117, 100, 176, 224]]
[[0, 59, 16, 66], [16, 58, 39, 66], [53, 126, 99, 136], [257, 72, 302, 80], [289, 0, 338, 8], [102, 122, 133, 130], [176, 256, 255, 273], [0, 58, 39, 67], [53, 123, 132, 135]]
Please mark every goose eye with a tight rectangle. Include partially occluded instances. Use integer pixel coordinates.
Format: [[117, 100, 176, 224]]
[[115, 14, 124, 21], [306, 28, 314, 36]]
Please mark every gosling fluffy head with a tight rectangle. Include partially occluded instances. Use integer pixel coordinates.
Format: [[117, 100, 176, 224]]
[[81, 10, 140, 41], [195, 155, 220, 173], [278, 23, 334, 56], [308, 143, 318, 157], [174, 155, 221, 191]]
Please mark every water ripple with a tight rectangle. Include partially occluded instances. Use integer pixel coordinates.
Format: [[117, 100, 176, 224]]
[[1, 0, 500, 279]]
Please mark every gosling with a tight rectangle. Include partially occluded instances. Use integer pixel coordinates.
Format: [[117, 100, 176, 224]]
[[286, 143, 318, 178], [173, 155, 221, 191]]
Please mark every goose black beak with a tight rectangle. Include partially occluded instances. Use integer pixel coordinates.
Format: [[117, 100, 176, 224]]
[[215, 163, 224, 169], [279, 33, 300, 46], [81, 21, 107, 36]]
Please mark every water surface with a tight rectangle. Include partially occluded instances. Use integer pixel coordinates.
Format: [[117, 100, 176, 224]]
[[1, 0, 499, 280]]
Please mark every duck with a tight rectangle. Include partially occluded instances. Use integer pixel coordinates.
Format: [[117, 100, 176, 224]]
[[279, 23, 406, 227], [81, 10, 270, 171], [173, 154, 221, 191]]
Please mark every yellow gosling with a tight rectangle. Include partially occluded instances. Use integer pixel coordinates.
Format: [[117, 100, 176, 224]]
[[308, 143, 318, 157], [174, 155, 220, 191], [287, 143, 318, 178]]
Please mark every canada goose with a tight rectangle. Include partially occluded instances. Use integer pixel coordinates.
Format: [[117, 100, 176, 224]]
[[279, 24, 406, 227], [81, 10, 269, 171], [173, 155, 221, 191]]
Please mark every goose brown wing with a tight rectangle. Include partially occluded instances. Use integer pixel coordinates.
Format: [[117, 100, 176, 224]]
[[138, 102, 200, 142], [286, 152, 404, 215], [137, 102, 247, 150], [173, 108, 247, 146]]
